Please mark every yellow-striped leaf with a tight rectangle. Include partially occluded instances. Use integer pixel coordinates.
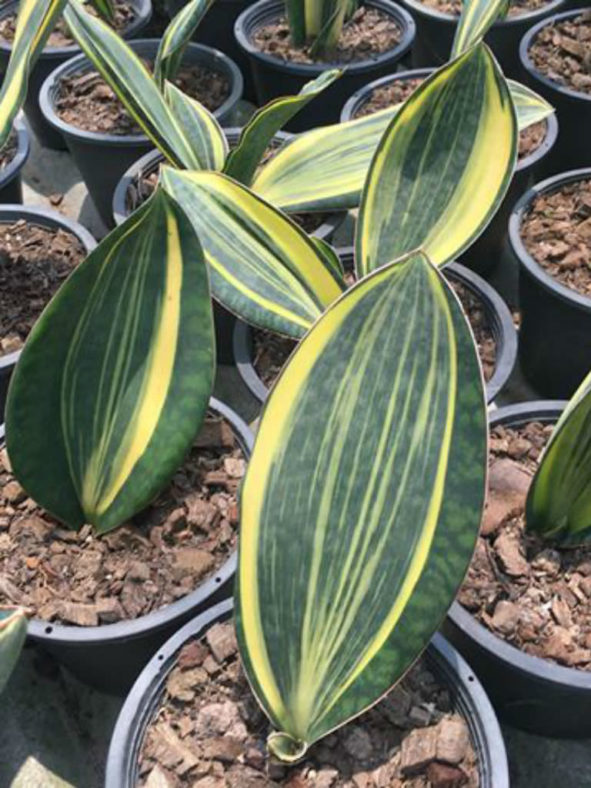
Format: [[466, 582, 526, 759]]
[[164, 82, 228, 170], [0, 607, 26, 693], [89, 0, 115, 23], [223, 69, 341, 187], [0, 0, 67, 148], [526, 371, 591, 545], [160, 168, 345, 338], [252, 106, 397, 213], [286, 0, 355, 53], [356, 43, 517, 276], [452, 0, 510, 58], [5, 189, 214, 534], [509, 79, 554, 129], [236, 251, 487, 756], [251, 79, 542, 214], [64, 0, 202, 169], [154, 0, 214, 88]]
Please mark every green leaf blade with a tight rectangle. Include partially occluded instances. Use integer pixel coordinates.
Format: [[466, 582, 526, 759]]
[[236, 252, 487, 749], [6, 189, 214, 534], [0, 608, 27, 693], [160, 168, 345, 338], [154, 0, 214, 87], [452, 0, 510, 58], [356, 42, 517, 276], [223, 69, 341, 187], [164, 81, 228, 170]]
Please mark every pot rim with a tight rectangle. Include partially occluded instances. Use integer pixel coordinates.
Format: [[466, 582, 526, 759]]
[[508, 167, 591, 311], [519, 8, 591, 103], [39, 39, 243, 144], [233, 249, 518, 405], [448, 400, 591, 693], [0, 203, 97, 371], [0, 398, 253, 647], [0, 115, 31, 190], [111, 127, 347, 238], [234, 0, 416, 76], [340, 67, 559, 174], [399, 0, 565, 27], [0, 0, 153, 57], [105, 598, 509, 788]]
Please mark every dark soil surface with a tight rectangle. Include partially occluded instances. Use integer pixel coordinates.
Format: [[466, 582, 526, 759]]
[[252, 277, 496, 390], [0, 0, 137, 48], [353, 76, 547, 162], [520, 178, 591, 297], [55, 64, 229, 135], [0, 131, 18, 172], [137, 621, 479, 787], [459, 421, 591, 671], [0, 415, 244, 626], [124, 169, 334, 235], [253, 7, 401, 65], [529, 11, 591, 95], [0, 220, 86, 356], [420, 0, 552, 17]]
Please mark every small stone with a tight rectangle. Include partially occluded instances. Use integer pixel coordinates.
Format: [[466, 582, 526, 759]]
[[185, 495, 218, 531], [206, 622, 238, 663], [426, 761, 468, 788], [95, 597, 124, 624], [381, 684, 412, 726], [352, 773, 371, 788], [400, 727, 438, 775], [580, 576, 591, 597], [435, 718, 469, 765], [178, 640, 208, 669], [166, 666, 207, 702], [491, 600, 521, 635], [224, 457, 246, 478], [144, 765, 174, 788], [343, 726, 373, 761], [202, 736, 244, 763], [25, 556, 40, 570], [2, 480, 25, 504], [196, 701, 242, 736], [494, 531, 529, 577], [551, 596, 572, 627], [481, 459, 531, 535], [315, 768, 339, 788], [60, 601, 99, 627], [531, 549, 561, 576], [245, 747, 265, 769], [408, 705, 433, 727], [126, 560, 151, 582], [173, 548, 214, 579]]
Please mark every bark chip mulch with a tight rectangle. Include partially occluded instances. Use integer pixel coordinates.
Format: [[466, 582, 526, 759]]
[[137, 621, 479, 787], [419, 0, 552, 17], [459, 421, 591, 670], [529, 11, 591, 95], [253, 7, 402, 65], [520, 178, 591, 298], [0, 415, 244, 627], [0, 220, 86, 356]]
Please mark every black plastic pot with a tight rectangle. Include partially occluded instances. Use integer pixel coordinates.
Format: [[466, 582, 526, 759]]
[[445, 400, 591, 738], [0, 205, 97, 421], [520, 9, 591, 171], [341, 68, 560, 286], [0, 0, 152, 150], [0, 116, 30, 204], [234, 252, 518, 405], [509, 167, 591, 399], [0, 399, 253, 694], [112, 130, 346, 363], [105, 598, 509, 787], [398, 0, 566, 79], [235, 0, 416, 131], [166, 0, 257, 101], [39, 40, 243, 228]]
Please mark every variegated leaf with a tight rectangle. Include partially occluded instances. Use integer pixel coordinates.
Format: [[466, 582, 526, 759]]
[[88, 0, 115, 23], [509, 79, 555, 130], [223, 69, 341, 187], [160, 168, 345, 338], [64, 0, 202, 169], [164, 82, 228, 170], [154, 0, 214, 88], [452, 0, 510, 57], [0, 607, 26, 693], [6, 189, 214, 534], [356, 43, 517, 276], [0, 0, 67, 148], [236, 251, 487, 756], [526, 371, 591, 545]]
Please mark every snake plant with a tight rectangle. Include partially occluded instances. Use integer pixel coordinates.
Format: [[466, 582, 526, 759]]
[[285, 0, 357, 56], [0, 607, 26, 693]]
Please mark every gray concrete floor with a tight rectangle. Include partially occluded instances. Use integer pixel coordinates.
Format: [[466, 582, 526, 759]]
[[1, 118, 590, 788]]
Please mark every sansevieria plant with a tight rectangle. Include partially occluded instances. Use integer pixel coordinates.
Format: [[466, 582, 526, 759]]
[[285, 0, 357, 57], [0, 607, 26, 693]]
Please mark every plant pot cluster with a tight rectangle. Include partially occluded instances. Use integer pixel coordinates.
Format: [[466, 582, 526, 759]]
[[2, 0, 591, 784]]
